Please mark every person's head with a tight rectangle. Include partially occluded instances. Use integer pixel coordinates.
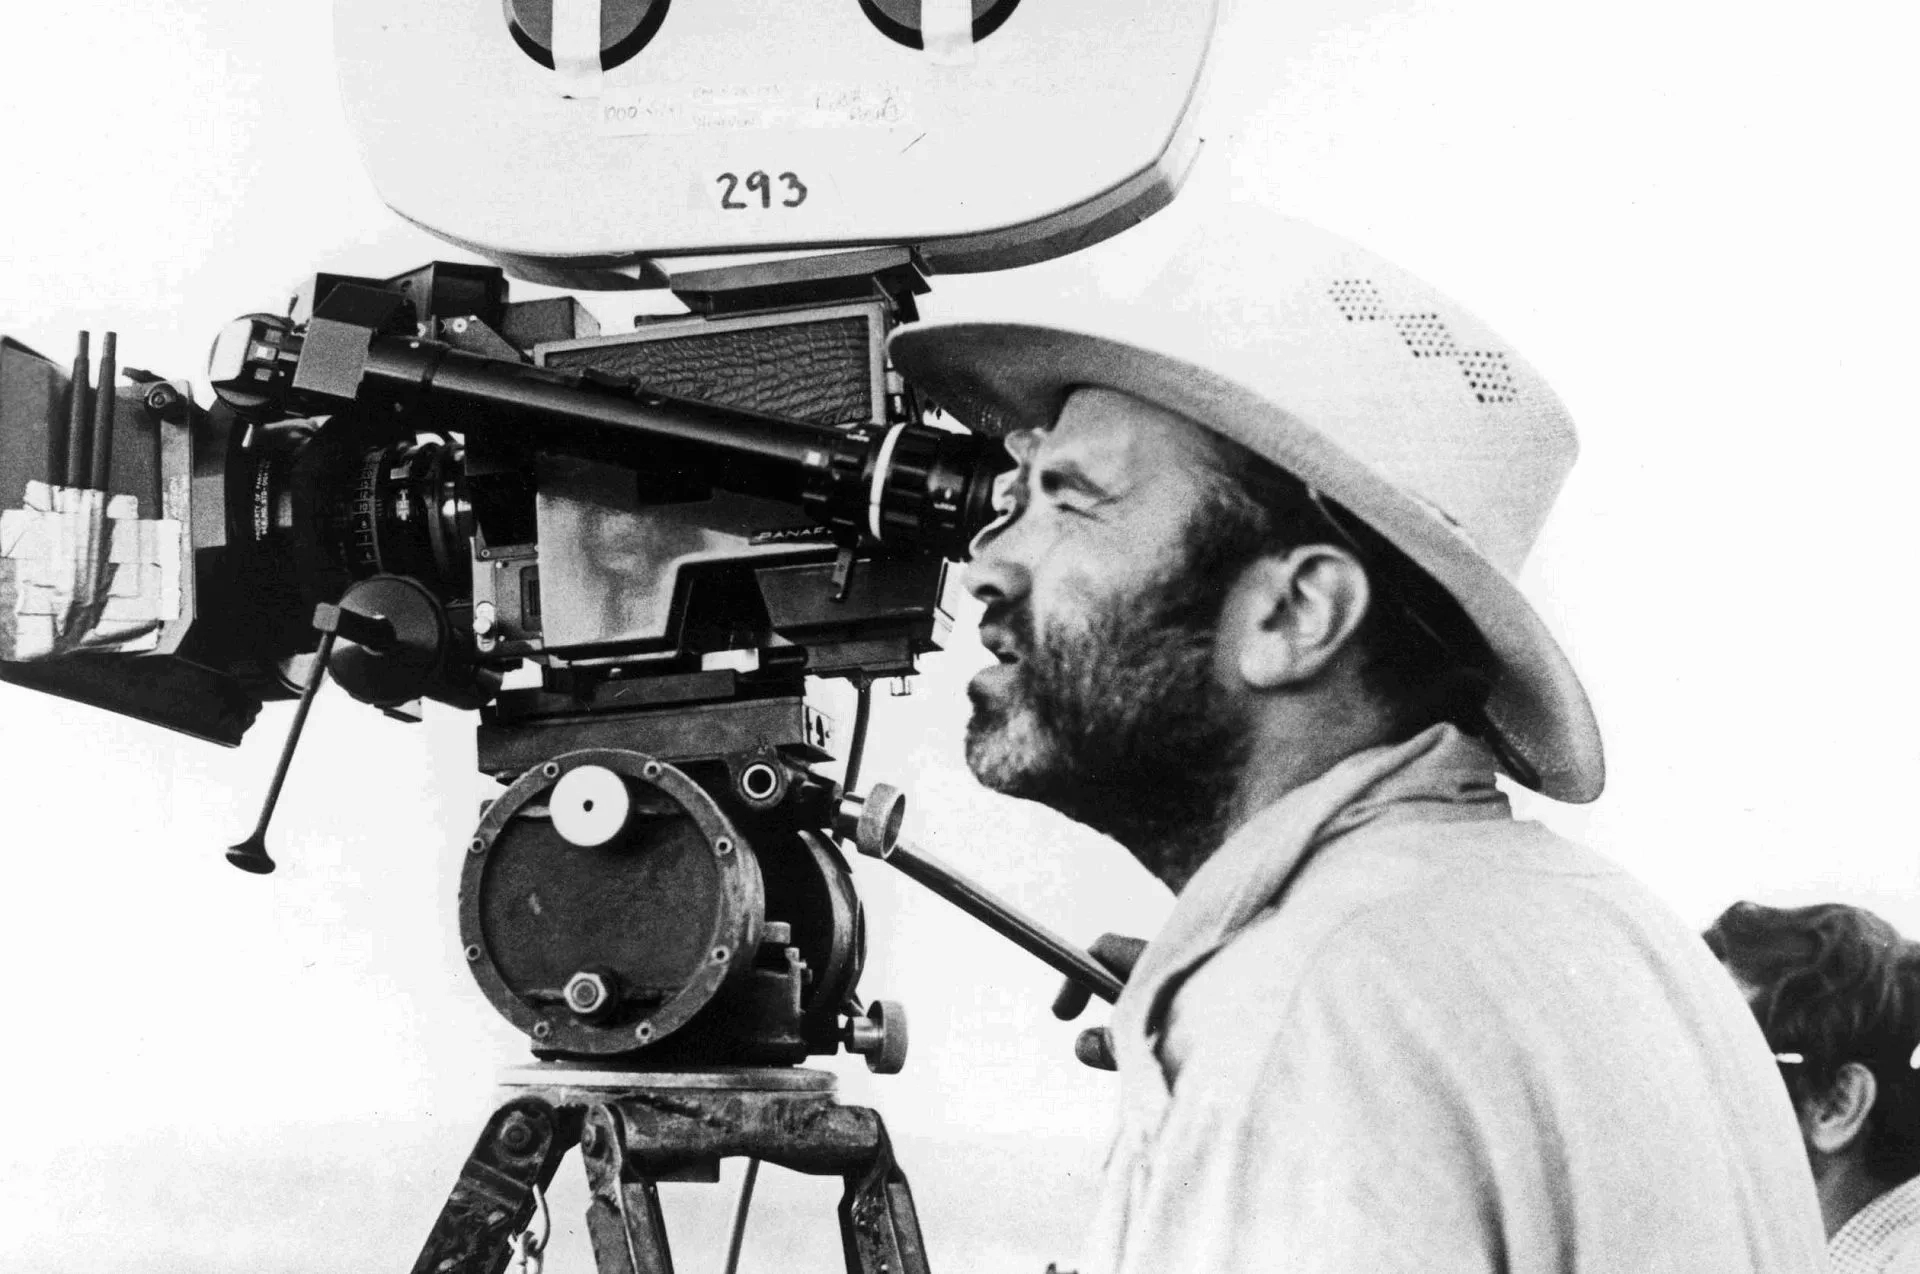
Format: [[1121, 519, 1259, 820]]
[[1705, 901, 1920, 1234], [960, 386, 1500, 887], [891, 207, 1605, 886]]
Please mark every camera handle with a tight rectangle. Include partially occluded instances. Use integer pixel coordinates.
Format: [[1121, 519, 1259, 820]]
[[225, 602, 396, 874], [835, 785, 1126, 1006]]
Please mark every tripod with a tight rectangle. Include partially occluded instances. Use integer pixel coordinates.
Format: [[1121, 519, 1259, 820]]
[[411, 1065, 928, 1274]]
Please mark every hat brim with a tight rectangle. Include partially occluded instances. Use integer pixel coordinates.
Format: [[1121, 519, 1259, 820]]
[[891, 321, 1605, 803]]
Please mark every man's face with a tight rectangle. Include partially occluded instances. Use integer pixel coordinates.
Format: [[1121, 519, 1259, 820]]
[[962, 387, 1253, 883]]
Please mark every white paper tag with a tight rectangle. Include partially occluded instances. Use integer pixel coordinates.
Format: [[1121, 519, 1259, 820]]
[[922, 0, 977, 66], [0, 481, 180, 658]]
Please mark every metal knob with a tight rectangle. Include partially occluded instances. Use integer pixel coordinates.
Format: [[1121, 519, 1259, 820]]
[[844, 999, 908, 1075], [833, 783, 905, 860]]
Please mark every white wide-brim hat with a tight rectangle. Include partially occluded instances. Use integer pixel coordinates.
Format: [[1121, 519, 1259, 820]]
[[891, 205, 1604, 802]]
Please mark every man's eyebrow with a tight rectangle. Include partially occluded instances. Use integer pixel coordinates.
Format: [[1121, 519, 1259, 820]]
[[1034, 455, 1115, 502]]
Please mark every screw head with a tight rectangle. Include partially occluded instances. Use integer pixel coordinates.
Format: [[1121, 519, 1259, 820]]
[[499, 1112, 537, 1154], [580, 1125, 605, 1157]]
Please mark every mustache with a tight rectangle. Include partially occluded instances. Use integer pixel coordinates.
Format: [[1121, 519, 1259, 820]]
[[978, 600, 1036, 659]]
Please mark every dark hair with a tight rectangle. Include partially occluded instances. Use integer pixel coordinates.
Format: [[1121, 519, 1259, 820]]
[[1186, 432, 1501, 748], [1704, 900, 1920, 1184]]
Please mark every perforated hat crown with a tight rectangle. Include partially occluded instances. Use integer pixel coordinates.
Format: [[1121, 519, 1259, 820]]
[[891, 205, 1603, 801]]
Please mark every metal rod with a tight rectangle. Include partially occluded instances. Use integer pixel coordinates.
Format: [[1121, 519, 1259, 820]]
[[87, 332, 116, 491], [362, 337, 829, 501], [721, 1156, 760, 1274], [58, 331, 89, 486], [881, 839, 1124, 1004]]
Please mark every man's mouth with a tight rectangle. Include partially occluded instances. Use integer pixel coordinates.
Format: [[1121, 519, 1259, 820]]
[[978, 624, 1022, 667]]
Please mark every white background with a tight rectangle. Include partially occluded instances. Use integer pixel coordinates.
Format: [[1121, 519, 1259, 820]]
[[0, 1, 1915, 1269]]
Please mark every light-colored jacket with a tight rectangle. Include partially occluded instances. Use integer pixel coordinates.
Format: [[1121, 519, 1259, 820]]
[[1079, 726, 1827, 1273]]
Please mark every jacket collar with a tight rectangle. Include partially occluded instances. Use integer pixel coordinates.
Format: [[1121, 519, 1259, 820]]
[[1109, 724, 1510, 1081]]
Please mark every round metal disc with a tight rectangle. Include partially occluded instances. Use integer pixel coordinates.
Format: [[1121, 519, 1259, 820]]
[[550, 764, 632, 848]]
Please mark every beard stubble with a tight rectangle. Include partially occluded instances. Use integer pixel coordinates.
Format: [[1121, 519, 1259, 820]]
[[965, 558, 1251, 890]]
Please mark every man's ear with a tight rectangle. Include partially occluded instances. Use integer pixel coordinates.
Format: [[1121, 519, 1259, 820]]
[[1226, 546, 1372, 691], [1804, 1062, 1878, 1157]]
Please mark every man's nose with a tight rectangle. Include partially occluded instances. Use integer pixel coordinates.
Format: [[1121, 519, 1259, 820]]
[[962, 519, 1027, 606]]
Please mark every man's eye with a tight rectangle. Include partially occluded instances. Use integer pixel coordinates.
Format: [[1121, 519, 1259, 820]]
[[1035, 471, 1095, 516], [989, 468, 1024, 518]]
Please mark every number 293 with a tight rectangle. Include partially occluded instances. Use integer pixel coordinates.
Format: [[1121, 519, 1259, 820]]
[[716, 170, 808, 210]]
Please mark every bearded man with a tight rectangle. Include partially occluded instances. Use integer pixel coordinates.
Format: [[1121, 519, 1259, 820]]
[[887, 208, 1827, 1272]]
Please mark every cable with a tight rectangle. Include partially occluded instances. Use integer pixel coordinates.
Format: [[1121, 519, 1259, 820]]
[[721, 1156, 761, 1274], [843, 677, 874, 795]]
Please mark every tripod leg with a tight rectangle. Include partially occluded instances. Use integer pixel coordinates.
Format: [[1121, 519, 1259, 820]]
[[839, 1126, 930, 1274], [413, 1098, 574, 1274], [581, 1104, 677, 1274]]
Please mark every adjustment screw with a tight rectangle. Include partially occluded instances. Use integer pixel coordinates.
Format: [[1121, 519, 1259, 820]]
[[499, 1112, 537, 1154], [581, 1124, 605, 1157]]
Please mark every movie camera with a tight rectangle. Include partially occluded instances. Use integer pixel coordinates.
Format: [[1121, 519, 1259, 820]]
[[2, 248, 1037, 1064], [0, 2, 1218, 1267]]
